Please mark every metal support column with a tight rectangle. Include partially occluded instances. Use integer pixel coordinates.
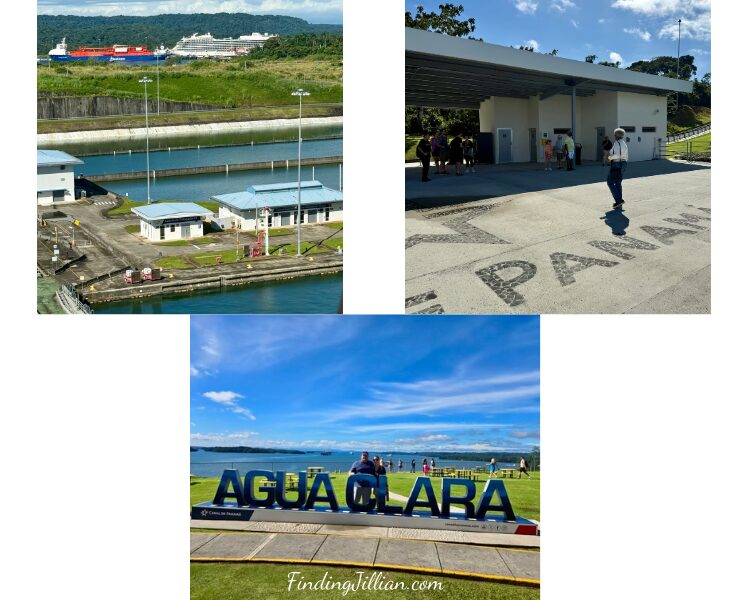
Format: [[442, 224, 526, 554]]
[[571, 85, 577, 142]]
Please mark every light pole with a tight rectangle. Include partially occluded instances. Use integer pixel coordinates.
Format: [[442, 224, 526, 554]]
[[156, 45, 161, 116], [291, 88, 310, 257], [139, 77, 153, 202], [676, 18, 682, 111]]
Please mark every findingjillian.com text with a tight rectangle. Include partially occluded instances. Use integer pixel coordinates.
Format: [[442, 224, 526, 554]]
[[287, 571, 444, 595]]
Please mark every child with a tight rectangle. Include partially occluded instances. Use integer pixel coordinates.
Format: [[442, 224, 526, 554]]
[[544, 139, 553, 171]]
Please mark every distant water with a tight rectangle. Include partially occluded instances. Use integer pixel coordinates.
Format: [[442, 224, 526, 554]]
[[104, 163, 341, 203], [95, 273, 342, 314], [190, 448, 514, 478]]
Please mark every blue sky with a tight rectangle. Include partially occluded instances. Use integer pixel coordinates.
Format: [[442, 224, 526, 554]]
[[190, 315, 540, 453], [406, 0, 711, 77], [37, 0, 342, 24]]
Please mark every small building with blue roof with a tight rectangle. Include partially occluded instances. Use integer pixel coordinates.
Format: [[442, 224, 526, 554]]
[[131, 202, 213, 241], [212, 180, 343, 231], [37, 149, 84, 206]]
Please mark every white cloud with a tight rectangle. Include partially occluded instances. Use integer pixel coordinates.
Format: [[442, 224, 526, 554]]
[[598, 18, 609, 24], [610, 51, 624, 64], [610, 0, 709, 17], [623, 27, 652, 41], [658, 12, 711, 41], [394, 434, 453, 444], [689, 48, 708, 55], [203, 390, 256, 420], [37, 0, 343, 18], [190, 431, 259, 446], [571, 19, 579, 29], [515, 1, 538, 15], [523, 39, 540, 52], [510, 430, 540, 439], [551, 0, 575, 12]]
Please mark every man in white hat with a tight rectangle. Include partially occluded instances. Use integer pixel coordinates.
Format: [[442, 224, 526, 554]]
[[607, 128, 629, 209]]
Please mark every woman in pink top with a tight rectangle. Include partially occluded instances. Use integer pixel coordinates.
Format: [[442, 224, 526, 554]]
[[422, 458, 430, 475]]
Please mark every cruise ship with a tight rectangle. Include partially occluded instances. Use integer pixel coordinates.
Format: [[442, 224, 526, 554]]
[[170, 32, 278, 58]]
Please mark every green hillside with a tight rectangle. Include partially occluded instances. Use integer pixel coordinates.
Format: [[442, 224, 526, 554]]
[[37, 13, 342, 54]]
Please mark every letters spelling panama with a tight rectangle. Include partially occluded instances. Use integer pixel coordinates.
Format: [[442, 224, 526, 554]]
[[212, 469, 517, 521]]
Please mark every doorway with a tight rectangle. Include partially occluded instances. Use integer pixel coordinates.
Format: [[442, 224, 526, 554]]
[[496, 128, 512, 163], [529, 128, 537, 162]]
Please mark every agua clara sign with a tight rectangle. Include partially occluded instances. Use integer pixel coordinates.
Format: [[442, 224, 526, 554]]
[[191, 469, 538, 535]]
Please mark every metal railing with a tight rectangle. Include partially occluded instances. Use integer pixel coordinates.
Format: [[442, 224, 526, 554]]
[[57, 283, 94, 314], [666, 122, 711, 143]]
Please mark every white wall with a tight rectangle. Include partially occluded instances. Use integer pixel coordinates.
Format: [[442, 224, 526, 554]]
[[37, 164, 76, 206], [479, 96, 530, 163], [616, 92, 668, 161], [219, 203, 343, 230], [141, 218, 204, 241], [538, 95, 583, 161], [580, 90, 619, 161]]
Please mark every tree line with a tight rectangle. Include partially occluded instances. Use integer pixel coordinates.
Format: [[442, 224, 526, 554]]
[[37, 13, 342, 54]]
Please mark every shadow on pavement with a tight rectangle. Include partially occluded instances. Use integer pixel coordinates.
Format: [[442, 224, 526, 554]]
[[405, 160, 710, 210], [601, 209, 630, 236]]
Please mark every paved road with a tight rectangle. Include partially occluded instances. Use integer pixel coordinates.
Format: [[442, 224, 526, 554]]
[[406, 160, 710, 314], [190, 530, 539, 584]]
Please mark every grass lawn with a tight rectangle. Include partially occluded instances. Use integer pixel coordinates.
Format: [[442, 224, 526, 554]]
[[268, 227, 295, 237], [106, 197, 144, 216], [405, 134, 422, 162], [270, 237, 342, 256], [668, 132, 711, 146], [324, 221, 343, 230], [190, 471, 539, 521], [191, 249, 249, 267], [154, 255, 194, 270], [191, 563, 539, 600], [124, 224, 140, 234]]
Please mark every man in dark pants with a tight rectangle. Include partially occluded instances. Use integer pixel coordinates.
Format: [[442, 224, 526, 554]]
[[607, 128, 629, 209], [349, 450, 376, 506], [416, 132, 432, 182]]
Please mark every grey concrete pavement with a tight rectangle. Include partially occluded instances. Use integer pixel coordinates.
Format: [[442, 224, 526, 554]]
[[406, 160, 710, 314], [190, 531, 540, 584]]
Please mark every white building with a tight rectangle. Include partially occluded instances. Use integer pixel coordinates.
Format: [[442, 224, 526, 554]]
[[212, 181, 343, 230], [406, 29, 693, 163], [37, 149, 83, 206], [131, 202, 213, 242]]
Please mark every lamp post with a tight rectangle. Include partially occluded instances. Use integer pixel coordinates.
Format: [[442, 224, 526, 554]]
[[139, 77, 153, 202], [291, 88, 310, 257], [676, 18, 682, 111], [156, 45, 161, 116]]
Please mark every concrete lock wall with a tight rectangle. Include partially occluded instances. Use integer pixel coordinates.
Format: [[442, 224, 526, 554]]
[[580, 90, 619, 161], [616, 92, 667, 161]]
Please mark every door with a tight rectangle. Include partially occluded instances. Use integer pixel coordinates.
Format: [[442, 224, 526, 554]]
[[596, 127, 605, 160], [181, 224, 190, 238], [280, 212, 291, 226], [52, 189, 65, 202], [159, 226, 165, 240], [496, 128, 512, 163], [529, 128, 537, 162], [308, 209, 318, 223]]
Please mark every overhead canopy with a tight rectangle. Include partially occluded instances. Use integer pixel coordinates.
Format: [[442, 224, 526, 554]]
[[406, 28, 693, 109], [37, 149, 83, 166]]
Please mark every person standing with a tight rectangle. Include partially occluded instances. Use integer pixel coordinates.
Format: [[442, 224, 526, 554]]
[[463, 133, 475, 172], [416, 132, 432, 182], [411, 458, 417, 473], [564, 130, 575, 171], [430, 131, 440, 175], [607, 128, 629, 209], [601, 135, 613, 166], [349, 450, 376, 505], [554, 134, 566, 170], [436, 130, 449, 174], [398, 459, 403, 472], [543, 139, 553, 171], [450, 133, 464, 175], [519, 456, 532, 479], [422, 458, 430, 475], [489, 457, 497, 478], [374, 456, 388, 501], [430, 458, 436, 469]]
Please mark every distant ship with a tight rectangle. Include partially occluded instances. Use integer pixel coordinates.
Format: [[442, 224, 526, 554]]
[[48, 38, 168, 62], [169, 32, 277, 58], [320, 451, 332, 455]]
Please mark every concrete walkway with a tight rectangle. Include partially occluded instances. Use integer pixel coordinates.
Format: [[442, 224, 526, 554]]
[[406, 160, 710, 314], [190, 530, 539, 585]]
